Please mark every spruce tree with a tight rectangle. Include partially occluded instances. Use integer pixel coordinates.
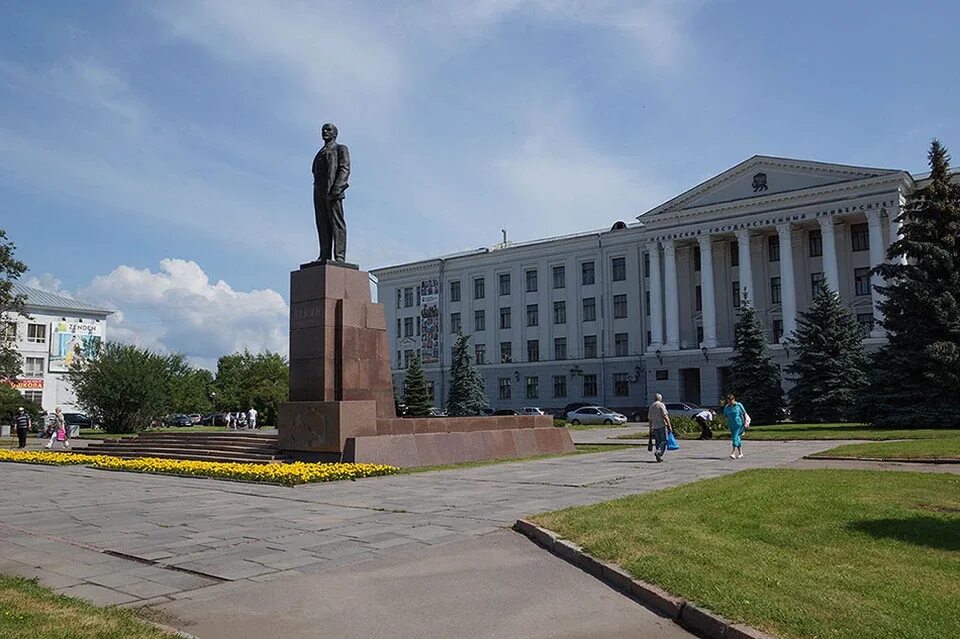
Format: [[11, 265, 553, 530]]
[[785, 281, 869, 422], [872, 140, 960, 428], [727, 298, 784, 424], [446, 333, 489, 416], [401, 356, 433, 417]]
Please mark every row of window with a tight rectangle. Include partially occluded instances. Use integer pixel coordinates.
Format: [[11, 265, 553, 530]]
[[497, 372, 632, 400], [397, 333, 632, 368], [1, 322, 48, 344], [446, 295, 630, 334], [432, 258, 629, 307]]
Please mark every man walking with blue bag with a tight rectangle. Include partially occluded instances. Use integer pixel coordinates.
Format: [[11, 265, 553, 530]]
[[647, 393, 673, 463]]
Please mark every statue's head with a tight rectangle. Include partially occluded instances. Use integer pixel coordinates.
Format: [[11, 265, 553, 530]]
[[321, 123, 338, 142]]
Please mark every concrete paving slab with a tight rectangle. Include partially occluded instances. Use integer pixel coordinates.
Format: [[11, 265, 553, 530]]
[[153, 530, 694, 639]]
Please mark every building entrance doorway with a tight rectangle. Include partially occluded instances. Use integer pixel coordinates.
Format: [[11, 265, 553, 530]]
[[679, 368, 701, 405]]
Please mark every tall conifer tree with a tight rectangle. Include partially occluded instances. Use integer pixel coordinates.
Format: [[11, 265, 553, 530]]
[[872, 140, 960, 427], [401, 356, 433, 417], [446, 333, 489, 416], [727, 298, 784, 424], [785, 281, 869, 422]]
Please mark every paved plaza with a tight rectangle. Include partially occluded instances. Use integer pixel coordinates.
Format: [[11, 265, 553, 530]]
[[1, 439, 848, 637]]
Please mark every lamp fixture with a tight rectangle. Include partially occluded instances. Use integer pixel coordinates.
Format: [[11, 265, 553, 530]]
[[627, 365, 642, 383], [513, 370, 521, 382], [701, 346, 709, 361], [655, 348, 663, 365]]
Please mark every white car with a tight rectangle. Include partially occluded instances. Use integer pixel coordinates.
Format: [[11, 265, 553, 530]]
[[664, 403, 715, 419], [521, 407, 546, 416], [566, 406, 628, 426]]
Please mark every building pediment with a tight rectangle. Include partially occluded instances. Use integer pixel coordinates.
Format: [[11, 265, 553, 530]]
[[640, 156, 904, 219]]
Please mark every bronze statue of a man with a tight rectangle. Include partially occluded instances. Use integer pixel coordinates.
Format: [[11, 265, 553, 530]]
[[312, 123, 350, 262]]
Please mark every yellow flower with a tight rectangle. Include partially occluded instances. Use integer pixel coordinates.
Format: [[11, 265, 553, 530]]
[[0, 450, 397, 485]]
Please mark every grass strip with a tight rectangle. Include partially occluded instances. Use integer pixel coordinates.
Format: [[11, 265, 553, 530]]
[[0, 574, 172, 638], [811, 437, 960, 461], [610, 423, 960, 441], [532, 468, 960, 639]]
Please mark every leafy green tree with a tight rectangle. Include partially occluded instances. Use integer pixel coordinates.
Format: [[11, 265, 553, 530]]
[[446, 333, 488, 416], [786, 282, 869, 422], [401, 357, 432, 417], [212, 350, 288, 425], [68, 342, 176, 433], [0, 384, 42, 428], [872, 140, 960, 428], [0, 229, 28, 380], [727, 298, 784, 424], [167, 356, 214, 415]]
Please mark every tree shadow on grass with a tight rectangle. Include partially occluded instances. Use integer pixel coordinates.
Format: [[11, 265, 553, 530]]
[[848, 516, 960, 551]]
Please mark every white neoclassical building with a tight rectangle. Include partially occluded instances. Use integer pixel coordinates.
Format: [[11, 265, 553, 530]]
[[372, 155, 937, 414]]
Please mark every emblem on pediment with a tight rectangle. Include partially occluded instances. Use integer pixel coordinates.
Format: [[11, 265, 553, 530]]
[[752, 172, 768, 192]]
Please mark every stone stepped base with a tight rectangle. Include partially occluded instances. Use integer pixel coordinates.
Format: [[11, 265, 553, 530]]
[[83, 432, 289, 464]]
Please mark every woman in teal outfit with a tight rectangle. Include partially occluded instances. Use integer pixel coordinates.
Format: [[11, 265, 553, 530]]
[[723, 394, 749, 459]]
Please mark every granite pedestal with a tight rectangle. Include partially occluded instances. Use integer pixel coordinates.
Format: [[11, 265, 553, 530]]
[[278, 263, 574, 467]]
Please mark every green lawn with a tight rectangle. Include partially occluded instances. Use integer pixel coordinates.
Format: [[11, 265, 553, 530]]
[[0, 574, 172, 638], [532, 469, 960, 639], [399, 443, 639, 474], [612, 422, 960, 441], [813, 437, 960, 461]]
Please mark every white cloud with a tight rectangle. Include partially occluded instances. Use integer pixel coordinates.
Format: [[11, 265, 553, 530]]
[[53, 259, 290, 369]]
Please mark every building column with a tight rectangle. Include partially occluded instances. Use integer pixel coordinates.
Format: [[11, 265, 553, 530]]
[[888, 197, 907, 265], [867, 210, 886, 338], [735, 229, 753, 302], [819, 217, 840, 292], [662, 239, 680, 350], [776, 223, 797, 340], [697, 235, 717, 348], [647, 242, 663, 347]]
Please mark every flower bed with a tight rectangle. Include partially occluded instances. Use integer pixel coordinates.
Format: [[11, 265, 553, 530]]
[[0, 450, 398, 485]]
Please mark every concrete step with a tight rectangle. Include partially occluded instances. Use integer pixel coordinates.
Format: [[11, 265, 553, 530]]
[[94, 440, 280, 453], [83, 445, 282, 459]]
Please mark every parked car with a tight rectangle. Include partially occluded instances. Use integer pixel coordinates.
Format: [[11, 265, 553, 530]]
[[188, 413, 202, 424], [481, 407, 495, 416], [492, 409, 519, 416], [664, 403, 715, 419], [428, 407, 447, 417], [199, 412, 225, 425], [566, 406, 628, 426], [520, 407, 545, 416], [163, 414, 193, 427]]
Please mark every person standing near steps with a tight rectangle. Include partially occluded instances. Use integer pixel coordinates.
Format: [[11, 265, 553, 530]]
[[723, 394, 750, 459]]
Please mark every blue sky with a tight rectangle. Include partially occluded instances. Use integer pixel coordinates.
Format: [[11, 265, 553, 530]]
[[2, 0, 958, 365]]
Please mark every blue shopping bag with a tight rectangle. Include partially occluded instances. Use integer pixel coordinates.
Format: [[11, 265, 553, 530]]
[[666, 431, 680, 451]]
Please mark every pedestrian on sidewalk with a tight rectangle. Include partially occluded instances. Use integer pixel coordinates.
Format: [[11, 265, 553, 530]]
[[247, 406, 258, 429], [237, 411, 247, 429], [647, 393, 672, 463], [14, 407, 31, 449], [695, 408, 714, 440], [226, 411, 234, 429], [44, 407, 70, 449], [723, 394, 749, 459]]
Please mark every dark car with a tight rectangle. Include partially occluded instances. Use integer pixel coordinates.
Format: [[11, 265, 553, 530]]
[[199, 412, 225, 425], [164, 414, 193, 427], [562, 402, 592, 416], [63, 413, 93, 429], [492, 409, 519, 416]]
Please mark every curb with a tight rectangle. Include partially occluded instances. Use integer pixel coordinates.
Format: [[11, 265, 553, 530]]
[[805, 455, 960, 465], [512, 519, 776, 639]]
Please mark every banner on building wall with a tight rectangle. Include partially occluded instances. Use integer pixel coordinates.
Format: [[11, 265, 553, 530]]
[[420, 278, 440, 364], [49, 321, 104, 373], [9, 378, 44, 390]]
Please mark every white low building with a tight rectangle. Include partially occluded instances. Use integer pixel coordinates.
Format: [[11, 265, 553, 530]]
[[2, 283, 113, 414], [372, 155, 943, 414]]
